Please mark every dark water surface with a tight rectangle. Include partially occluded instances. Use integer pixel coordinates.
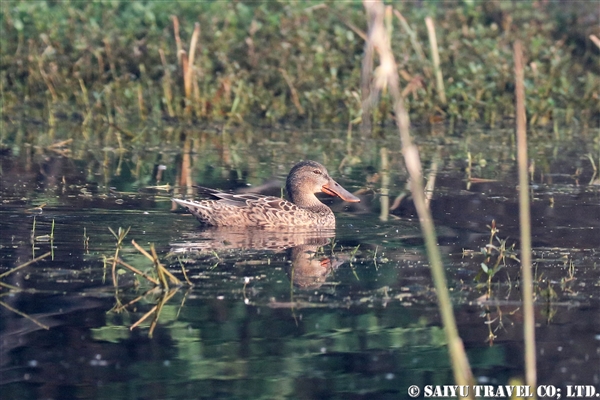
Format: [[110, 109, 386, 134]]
[[1, 125, 599, 399]]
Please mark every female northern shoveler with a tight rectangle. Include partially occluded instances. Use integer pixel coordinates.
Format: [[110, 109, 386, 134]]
[[172, 160, 360, 229]]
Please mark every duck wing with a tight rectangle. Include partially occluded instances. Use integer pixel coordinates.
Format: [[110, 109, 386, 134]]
[[195, 186, 290, 209]]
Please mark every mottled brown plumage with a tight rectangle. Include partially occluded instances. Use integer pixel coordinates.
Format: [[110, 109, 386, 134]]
[[172, 160, 360, 229]]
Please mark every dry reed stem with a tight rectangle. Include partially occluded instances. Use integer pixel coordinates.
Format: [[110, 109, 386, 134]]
[[360, 10, 375, 137], [319, 5, 367, 41], [393, 10, 427, 66], [0, 281, 22, 291], [113, 257, 159, 286], [159, 49, 175, 117], [180, 50, 190, 116], [131, 240, 180, 288], [47, 139, 73, 149], [0, 252, 51, 279], [104, 85, 114, 127], [171, 15, 183, 65], [144, 244, 170, 290], [0, 301, 50, 330], [185, 23, 201, 102], [155, 260, 169, 290], [363, 1, 473, 393], [113, 287, 162, 313], [78, 78, 90, 110], [425, 17, 447, 105], [424, 151, 440, 207], [379, 147, 390, 221], [193, 74, 202, 117], [38, 56, 58, 103], [514, 40, 537, 390], [129, 288, 179, 337], [180, 50, 188, 89], [107, 123, 135, 139], [113, 292, 146, 313], [137, 83, 145, 121], [279, 68, 305, 115], [180, 136, 193, 190], [150, 288, 179, 337], [130, 304, 158, 331], [94, 49, 104, 78], [131, 239, 155, 263], [103, 38, 119, 91], [78, 78, 92, 130], [177, 257, 193, 285], [108, 227, 129, 286], [151, 244, 180, 285]]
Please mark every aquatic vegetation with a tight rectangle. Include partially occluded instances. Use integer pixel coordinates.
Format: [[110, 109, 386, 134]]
[[104, 226, 192, 336], [1, 1, 598, 144]]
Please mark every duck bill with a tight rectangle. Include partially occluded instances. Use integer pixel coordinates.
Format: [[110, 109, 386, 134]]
[[322, 179, 360, 203]]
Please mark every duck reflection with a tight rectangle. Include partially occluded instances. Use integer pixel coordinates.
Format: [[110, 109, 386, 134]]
[[171, 227, 334, 252], [170, 228, 349, 288], [286, 244, 347, 289]]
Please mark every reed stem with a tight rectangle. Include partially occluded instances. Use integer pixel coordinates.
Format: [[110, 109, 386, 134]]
[[364, 2, 473, 394], [280, 68, 304, 115], [184, 23, 201, 117], [360, 6, 375, 137], [514, 39, 537, 391], [425, 17, 446, 105], [159, 48, 175, 117], [379, 147, 389, 221], [171, 15, 183, 65], [393, 9, 427, 67]]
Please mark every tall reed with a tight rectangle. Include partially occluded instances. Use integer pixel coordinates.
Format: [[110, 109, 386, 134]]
[[514, 40, 537, 390], [425, 17, 446, 105], [363, 1, 474, 395]]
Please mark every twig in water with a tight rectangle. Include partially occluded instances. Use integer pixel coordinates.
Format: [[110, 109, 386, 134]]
[[0, 301, 50, 330], [0, 252, 51, 280]]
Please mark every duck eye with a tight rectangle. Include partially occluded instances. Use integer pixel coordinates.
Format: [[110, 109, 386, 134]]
[[313, 169, 321, 175]]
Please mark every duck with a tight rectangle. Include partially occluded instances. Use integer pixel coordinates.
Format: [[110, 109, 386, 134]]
[[172, 160, 360, 229]]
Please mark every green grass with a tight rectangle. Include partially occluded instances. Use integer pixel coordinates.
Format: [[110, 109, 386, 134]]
[[1, 1, 598, 140]]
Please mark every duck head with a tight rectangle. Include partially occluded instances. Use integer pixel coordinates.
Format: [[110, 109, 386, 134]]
[[285, 160, 360, 207]]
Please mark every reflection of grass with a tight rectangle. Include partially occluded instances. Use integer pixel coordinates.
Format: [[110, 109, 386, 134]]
[[29, 215, 56, 259], [83, 227, 90, 254], [348, 244, 360, 281], [0, 252, 52, 330], [0, 300, 49, 330], [560, 260, 576, 292], [0, 251, 51, 282]]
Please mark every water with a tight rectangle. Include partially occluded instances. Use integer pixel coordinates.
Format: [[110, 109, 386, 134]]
[[1, 124, 599, 399]]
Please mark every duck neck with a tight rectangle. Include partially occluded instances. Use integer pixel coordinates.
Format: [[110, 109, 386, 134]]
[[289, 191, 331, 214]]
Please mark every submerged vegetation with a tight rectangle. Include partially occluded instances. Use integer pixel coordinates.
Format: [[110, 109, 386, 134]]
[[1, 0, 598, 146]]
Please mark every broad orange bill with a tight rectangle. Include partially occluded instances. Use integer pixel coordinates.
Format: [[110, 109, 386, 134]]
[[322, 179, 360, 202]]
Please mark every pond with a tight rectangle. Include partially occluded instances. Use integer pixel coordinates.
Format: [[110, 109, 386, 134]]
[[1, 122, 599, 399]]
